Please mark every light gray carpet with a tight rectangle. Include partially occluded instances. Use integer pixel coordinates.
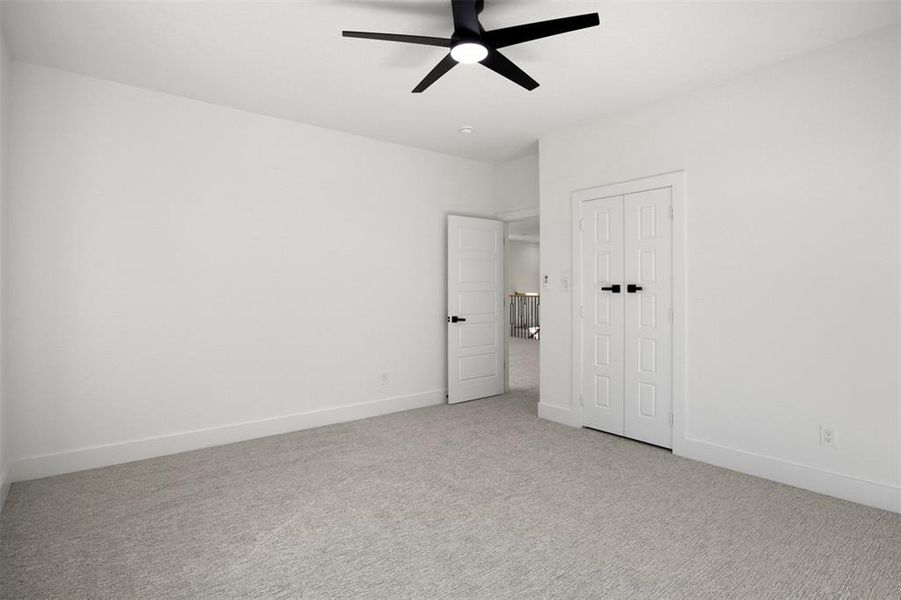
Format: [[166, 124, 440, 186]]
[[2, 338, 900, 598], [508, 337, 539, 393]]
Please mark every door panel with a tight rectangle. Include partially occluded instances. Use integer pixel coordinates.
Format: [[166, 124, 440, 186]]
[[623, 188, 673, 447], [447, 216, 505, 404], [580, 196, 624, 434]]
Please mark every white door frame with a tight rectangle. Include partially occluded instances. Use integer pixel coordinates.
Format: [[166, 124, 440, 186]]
[[497, 207, 540, 393], [571, 172, 686, 452]]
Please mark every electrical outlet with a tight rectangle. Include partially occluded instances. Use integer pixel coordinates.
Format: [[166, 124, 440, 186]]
[[380, 371, 390, 386], [820, 425, 836, 448]]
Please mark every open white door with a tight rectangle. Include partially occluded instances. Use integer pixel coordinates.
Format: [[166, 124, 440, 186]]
[[447, 215, 505, 404]]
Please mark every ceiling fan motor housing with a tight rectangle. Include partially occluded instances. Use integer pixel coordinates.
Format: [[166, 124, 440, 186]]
[[342, 0, 600, 93]]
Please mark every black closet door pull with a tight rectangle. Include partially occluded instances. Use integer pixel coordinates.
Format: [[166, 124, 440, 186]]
[[600, 284, 621, 293], [627, 284, 643, 293], [449, 316, 467, 323]]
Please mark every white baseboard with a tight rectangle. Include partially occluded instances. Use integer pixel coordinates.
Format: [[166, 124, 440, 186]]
[[537, 402, 579, 427], [537, 406, 900, 513], [9, 389, 447, 482], [0, 467, 10, 513], [677, 437, 901, 514]]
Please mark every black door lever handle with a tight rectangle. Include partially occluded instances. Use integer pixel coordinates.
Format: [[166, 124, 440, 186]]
[[627, 284, 643, 293], [600, 284, 621, 293], [448, 316, 467, 323]]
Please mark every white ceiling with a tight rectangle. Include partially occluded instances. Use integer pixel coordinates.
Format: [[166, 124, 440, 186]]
[[3, 1, 898, 163]]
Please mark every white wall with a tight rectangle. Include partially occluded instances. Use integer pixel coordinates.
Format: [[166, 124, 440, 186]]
[[507, 240, 539, 294], [539, 29, 900, 512], [7, 63, 499, 479], [0, 13, 10, 509], [494, 153, 539, 214]]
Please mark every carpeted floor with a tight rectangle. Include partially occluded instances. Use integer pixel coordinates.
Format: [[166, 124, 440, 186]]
[[2, 338, 900, 598], [508, 336, 539, 393]]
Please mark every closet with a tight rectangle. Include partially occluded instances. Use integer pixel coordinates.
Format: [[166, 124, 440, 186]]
[[576, 185, 674, 448]]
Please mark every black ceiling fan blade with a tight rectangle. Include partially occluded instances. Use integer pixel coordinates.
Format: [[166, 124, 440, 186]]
[[412, 54, 458, 93], [486, 13, 600, 49], [342, 31, 452, 47], [451, 0, 482, 36], [481, 49, 539, 91]]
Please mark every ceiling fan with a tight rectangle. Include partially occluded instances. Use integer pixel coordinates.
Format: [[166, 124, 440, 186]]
[[342, 0, 600, 93]]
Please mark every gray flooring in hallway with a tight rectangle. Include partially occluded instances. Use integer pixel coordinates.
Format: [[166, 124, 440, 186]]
[[507, 337, 539, 394], [2, 337, 899, 598]]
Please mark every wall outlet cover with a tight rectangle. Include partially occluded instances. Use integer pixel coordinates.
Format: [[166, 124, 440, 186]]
[[820, 425, 836, 448]]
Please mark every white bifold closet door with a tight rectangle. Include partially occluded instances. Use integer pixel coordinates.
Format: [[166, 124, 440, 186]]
[[580, 188, 673, 448]]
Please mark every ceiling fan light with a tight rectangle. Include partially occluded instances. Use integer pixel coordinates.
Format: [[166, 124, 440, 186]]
[[451, 42, 488, 64]]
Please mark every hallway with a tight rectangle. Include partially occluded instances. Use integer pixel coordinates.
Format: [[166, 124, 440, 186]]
[[508, 336, 539, 397]]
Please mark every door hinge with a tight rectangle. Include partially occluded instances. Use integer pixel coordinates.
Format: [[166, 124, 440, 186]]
[[669, 205, 674, 220], [579, 217, 584, 231], [580, 305, 584, 319], [668, 307, 674, 322], [668, 412, 674, 426], [580, 393, 584, 406]]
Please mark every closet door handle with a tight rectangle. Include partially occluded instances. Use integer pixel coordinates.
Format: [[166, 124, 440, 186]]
[[600, 284, 621, 293], [627, 284, 643, 293]]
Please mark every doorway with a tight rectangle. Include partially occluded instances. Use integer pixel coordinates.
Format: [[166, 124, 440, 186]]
[[445, 211, 541, 407], [505, 216, 540, 396]]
